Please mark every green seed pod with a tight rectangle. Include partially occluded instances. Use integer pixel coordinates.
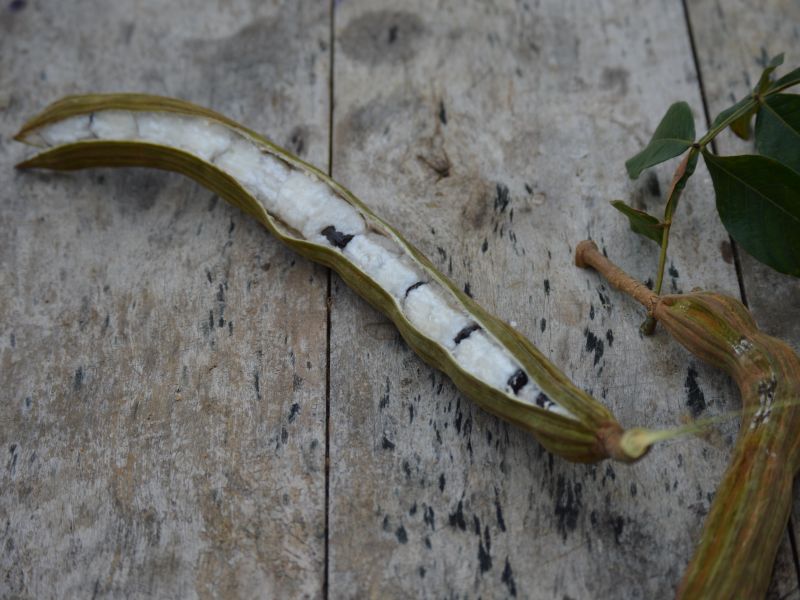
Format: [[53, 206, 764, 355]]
[[15, 93, 650, 463]]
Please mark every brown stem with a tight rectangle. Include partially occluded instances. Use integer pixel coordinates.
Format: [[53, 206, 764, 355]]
[[575, 240, 658, 313]]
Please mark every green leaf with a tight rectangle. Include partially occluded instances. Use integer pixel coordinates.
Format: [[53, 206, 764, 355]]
[[711, 95, 753, 130], [625, 102, 695, 179], [610, 200, 664, 244], [756, 94, 800, 173], [703, 151, 800, 277], [712, 95, 758, 140], [769, 66, 800, 94], [756, 53, 784, 93]]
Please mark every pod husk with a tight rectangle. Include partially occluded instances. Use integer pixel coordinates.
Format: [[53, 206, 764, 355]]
[[15, 93, 633, 463]]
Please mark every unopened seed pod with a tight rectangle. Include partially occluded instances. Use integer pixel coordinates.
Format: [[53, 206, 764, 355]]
[[577, 239, 800, 600]]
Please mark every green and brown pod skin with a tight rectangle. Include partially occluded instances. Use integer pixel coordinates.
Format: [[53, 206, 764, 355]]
[[13, 94, 650, 465], [577, 240, 800, 600]]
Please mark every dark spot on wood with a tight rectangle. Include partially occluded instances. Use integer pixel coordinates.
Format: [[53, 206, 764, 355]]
[[439, 473, 446, 492], [382, 515, 390, 531], [405, 281, 427, 297], [409, 502, 417, 516], [408, 404, 414, 423], [494, 183, 510, 213], [589, 304, 595, 320], [720, 240, 734, 264], [606, 329, 614, 347], [630, 482, 637, 496], [454, 323, 481, 345], [646, 171, 661, 197], [524, 183, 533, 194], [645, 278, 654, 290], [600, 66, 630, 96], [554, 474, 582, 540], [288, 125, 307, 156], [685, 366, 706, 417], [544, 279, 550, 296], [438, 100, 447, 125], [584, 329, 604, 365], [473, 515, 481, 536], [610, 514, 625, 544], [321, 225, 354, 249], [340, 11, 426, 65], [449, 500, 466, 530], [540, 318, 546, 332], [280, 427, 288, 444], [463, 283, 473, 297], [382, 436, 395, 450], [481, 238, 488, 253], [507, 369, 528, 394], [478, 525, 492, 573], [9, 0, 25, 12], [597, 287, 610, 307], [416, 152, 451, 178], [424, 506, 435, 529], [228, 219, 235, 234], [253, 372, 261, 401], [73, 367, 84, 391], [288, 403, 300, 423], [495, 491, 506, 532], [395, 525, 407, 543], [502, 558, 517, 596]]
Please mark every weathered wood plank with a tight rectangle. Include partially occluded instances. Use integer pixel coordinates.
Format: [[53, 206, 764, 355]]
[[686, 0, 800, 596], [327, 0, 794, 597], [0, 2, 329, 598]]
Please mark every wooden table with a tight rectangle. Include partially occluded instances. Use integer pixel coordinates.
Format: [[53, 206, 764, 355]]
[[2, 1, 798, 597]]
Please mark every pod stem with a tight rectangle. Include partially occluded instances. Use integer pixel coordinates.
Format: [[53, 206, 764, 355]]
[[575, 240, 658, 312]]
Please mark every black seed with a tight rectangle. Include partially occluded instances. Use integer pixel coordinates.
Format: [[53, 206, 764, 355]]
[[453, 323, 481, 345], [321, 225, 354, 249], [405, 281, 427, 297], [535, 392, 550, 408], [507, 369, 528, 394]]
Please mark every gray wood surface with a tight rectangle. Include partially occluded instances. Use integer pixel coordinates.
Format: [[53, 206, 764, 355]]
[[1, 2, 330, 598], [1, 0, 798, 598]]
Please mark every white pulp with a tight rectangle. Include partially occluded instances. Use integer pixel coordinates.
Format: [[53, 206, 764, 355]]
[[29, 109, 573, 419]]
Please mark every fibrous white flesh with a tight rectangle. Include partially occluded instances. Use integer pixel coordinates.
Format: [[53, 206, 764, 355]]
[[404, 284, 472, 350], [275, 170, 365, 242], [39, 115, 92, 145], [137, 114, 232, 162], [29, 110, 574, 418], [452, 330, 518, 390], [90, 110, 138, 139], [214, 139, 289, 211], [344, 234, 421, 299]]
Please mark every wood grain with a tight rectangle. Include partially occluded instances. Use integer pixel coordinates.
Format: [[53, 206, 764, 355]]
[[0, 2, 330, 598]]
